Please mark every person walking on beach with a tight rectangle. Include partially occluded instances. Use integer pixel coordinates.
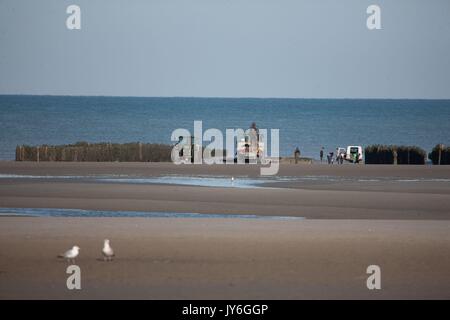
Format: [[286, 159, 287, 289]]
[[327, 152, 334, 165], [294, 147, 301, 164], [320, 148, 324, 162]]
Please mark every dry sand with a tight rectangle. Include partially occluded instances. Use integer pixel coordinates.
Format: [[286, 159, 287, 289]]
[[0, 162, 449, 299], [0, 218, 449, 299]]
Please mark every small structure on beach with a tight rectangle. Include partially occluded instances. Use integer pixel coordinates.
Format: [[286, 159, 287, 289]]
[[236, 123, 265, 163]]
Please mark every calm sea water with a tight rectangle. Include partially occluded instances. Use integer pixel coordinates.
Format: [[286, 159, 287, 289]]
[[0, 95, 449, 160], [0, 207, 302, 219]]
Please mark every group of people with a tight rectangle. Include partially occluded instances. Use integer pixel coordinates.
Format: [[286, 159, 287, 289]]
[[319, 148, 345, 165]]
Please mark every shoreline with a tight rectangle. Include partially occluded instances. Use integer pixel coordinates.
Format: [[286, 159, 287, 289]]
[[1, 160, 450, 177], [0, 162, 449, 220]]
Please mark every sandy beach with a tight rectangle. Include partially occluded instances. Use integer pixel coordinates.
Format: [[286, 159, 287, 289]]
[[0, 162, 450, 299], [0, 218, 449, 299]]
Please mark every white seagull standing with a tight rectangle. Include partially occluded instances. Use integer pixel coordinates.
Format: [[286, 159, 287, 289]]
[[102, 239, 115, 261], [58, 246, 80, 263]]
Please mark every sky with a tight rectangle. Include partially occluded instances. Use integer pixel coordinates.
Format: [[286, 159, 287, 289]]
[[0, 0, 449, 99]]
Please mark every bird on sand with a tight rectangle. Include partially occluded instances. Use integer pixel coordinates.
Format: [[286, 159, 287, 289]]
[[102, 239, 115, 261], [58, 246, 80, 263]]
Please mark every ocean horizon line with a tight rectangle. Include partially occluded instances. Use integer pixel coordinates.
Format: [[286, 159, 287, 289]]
[[1, 93, 450, 101]]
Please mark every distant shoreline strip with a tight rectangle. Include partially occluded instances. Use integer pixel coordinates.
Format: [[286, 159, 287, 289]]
[[0, 207, 303, 220]]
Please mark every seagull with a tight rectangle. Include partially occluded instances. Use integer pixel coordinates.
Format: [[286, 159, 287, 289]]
[[102, 239, 115, 261], [58, 246, 80, 263], [231, 176, 234, 185]]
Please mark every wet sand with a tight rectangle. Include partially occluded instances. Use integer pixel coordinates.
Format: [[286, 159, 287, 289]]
[[1, 160, 449, 179], [0, 162, 449, 219], [0, 162, 449, 299]]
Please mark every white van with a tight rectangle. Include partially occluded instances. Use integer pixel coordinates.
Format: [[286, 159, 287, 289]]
[[345, 146, 363, 163]]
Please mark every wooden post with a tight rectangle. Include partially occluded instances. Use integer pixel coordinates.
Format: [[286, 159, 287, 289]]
[[438, 144, 444, 165], [294, 148, 300, 164], [139, 142, 143, 161], [36, 146, 40, 163]]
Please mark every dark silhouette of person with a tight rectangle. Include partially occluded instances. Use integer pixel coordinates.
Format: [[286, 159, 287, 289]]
[[294, 147, 300, 164]]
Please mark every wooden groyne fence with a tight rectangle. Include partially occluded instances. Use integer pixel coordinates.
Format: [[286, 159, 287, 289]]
[[364, 144, 450, 165], [429, 144, 450, 165], [15, 142, 172, 162], [14, 142, 449, 164], [364, 145, 427, 164]]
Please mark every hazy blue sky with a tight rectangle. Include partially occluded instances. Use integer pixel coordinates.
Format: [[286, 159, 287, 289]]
[[1, 0, 449, 98]]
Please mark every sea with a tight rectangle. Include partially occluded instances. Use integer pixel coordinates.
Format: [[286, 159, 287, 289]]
[[0, 95, 449, 160]]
